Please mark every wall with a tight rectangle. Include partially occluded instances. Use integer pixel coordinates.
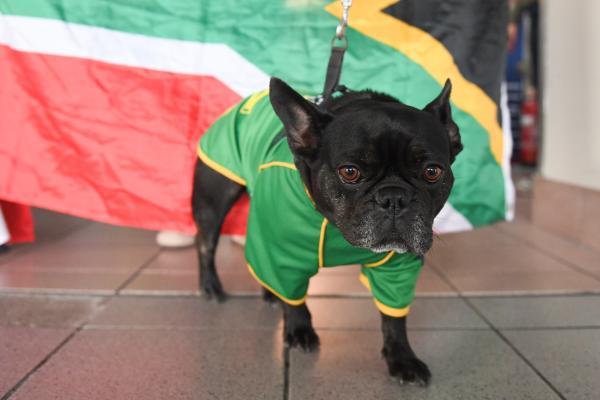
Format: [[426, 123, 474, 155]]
[[541, 0, 600, 191]]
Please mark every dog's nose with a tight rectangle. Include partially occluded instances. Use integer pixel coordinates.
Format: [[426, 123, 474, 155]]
[[375, 187, 411, 210]]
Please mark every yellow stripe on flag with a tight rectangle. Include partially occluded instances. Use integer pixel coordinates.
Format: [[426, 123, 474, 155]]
[[325, 0, 504, 166]]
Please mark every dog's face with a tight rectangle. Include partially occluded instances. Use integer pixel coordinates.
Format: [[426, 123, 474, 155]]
[[269, 78, 462, 256]]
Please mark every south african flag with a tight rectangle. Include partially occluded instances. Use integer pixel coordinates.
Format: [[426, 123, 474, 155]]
[[0, 0, 513, 234]]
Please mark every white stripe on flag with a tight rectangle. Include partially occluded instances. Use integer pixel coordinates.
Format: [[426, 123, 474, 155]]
[[0, 13, 269, 96], [433, 202, 473, 234], [500, 82, 516, 221]]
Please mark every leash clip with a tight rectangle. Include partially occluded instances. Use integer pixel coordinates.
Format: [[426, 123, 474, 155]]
[[334, 0, 352, 41]]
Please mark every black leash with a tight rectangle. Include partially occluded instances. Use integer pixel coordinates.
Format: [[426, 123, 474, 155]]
[[315, 0, 352, 107], [321, 42, 347, 103]]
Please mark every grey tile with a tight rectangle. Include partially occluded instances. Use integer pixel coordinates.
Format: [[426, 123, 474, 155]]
[[307, 298, 486, 330], [426, 232, 600, 294], [32, 208, 90, 242], [432, 225, 518, 249], [0, 294, 104, 328], [10, 329, 284, 400], [56, 222, 157, 246], [436, 269, 600, 295], [414, 266, 457, 295], [121, 262, 259, 295], [142, 247, 199, 271], [290, 330, 561, 400], [532, 177, 585, 241], [0, 268, 133, 294], [514, 195, 532, 221], [580, 189, 600, 253], [470, 295, 600, 328], [0, 243, 158, 272], [122, 238, 259, 295], [503, 329, 600, 400], [0, 326, 72, 397], [89, 297, 281, 330], [429, 241, 575, 274], [119, 270, 200, 294], [497, 220, 600, 280]]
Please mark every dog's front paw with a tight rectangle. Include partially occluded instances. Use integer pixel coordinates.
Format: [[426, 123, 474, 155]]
[[384, 355, 431, 386], [284, 326, 320, 352]]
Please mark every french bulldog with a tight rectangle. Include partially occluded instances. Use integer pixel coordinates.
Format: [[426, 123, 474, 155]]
[[192, 77, 462, 385]]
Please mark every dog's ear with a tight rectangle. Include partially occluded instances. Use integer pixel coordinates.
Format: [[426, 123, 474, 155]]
[[269, 77, 330, 157], [423, 79, 463, 162]]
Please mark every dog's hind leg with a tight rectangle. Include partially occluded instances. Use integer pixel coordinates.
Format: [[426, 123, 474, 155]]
[[261, 288, 278, 304], [192, 159, 244, 302]]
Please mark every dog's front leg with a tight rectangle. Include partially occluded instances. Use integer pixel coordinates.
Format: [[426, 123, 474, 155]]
[[283, 303, 320, 352], [381, 315, 431, 385]]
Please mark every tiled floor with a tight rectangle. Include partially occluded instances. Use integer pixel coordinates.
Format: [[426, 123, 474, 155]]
[[1, 206, 600, 399]]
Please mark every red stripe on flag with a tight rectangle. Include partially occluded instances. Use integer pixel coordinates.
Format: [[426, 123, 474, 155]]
[[0, 45, 249, 235]]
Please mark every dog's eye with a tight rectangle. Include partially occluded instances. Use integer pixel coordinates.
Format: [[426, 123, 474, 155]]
[[338, 165, 361, 184], [423, 166, 443, 183]]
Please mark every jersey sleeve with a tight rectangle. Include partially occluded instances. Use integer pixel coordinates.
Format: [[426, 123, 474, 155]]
[[360, 253, 424, 318], [197, 99, 248, 186]]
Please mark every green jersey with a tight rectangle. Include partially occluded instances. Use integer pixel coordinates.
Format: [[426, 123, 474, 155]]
[[198, 91, 423, 317]]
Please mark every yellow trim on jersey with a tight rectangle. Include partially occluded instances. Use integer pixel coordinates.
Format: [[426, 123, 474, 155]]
[[359, 271, 371, 290], [246, 263, 306, 306], [197, 146, 246, 186], [364, 251, 395, 268], [374, 299, 411, 318], [240, 89, 269, 115], [258, 161, 298, 171], [257, 161, 316, 207], [303, 186, 316, 207], [318, 218, 328, 268], [325, 0, 503, 166], [359, 273, 411, 318]]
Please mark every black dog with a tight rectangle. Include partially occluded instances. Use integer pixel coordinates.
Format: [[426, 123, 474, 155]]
[[192, 77, 462, 385]]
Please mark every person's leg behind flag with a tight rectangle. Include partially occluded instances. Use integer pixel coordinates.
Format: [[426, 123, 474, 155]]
[[0, 200, 35, 246]]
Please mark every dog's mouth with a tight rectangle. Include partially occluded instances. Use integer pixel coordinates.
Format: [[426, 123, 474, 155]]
[[368, 241, 409, 254], [369, 233, 432, 256], [341, 227, 433, 256], [341, 212, 434, 256]]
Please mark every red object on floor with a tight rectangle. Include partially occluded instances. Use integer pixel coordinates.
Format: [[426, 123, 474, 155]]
[[0, 200, 35, 243], [519, 96, 539, 165]]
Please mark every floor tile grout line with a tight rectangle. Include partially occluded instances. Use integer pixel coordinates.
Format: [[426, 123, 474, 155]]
[[114, 249, 163, 294], [427, 259, 568, 400], [283, 347, 290, 400], [0, 326, 83, 400], [3, 323, 597, 333], [497, 325, 600, 331], [0, 291, 599, 300], [0, 294, 113, 399], [77, 325, 494, 332], [462, 298, 568, 400], [495, 225, 600, 283]]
